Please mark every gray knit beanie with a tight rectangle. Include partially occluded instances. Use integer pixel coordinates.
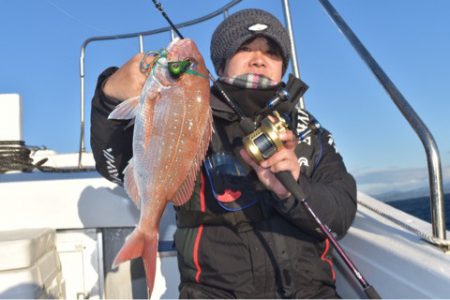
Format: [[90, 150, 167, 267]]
[[210, 8, 291, 75]]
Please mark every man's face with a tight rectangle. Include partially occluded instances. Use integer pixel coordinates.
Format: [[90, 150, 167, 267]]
[[220, 37, 283, 83]]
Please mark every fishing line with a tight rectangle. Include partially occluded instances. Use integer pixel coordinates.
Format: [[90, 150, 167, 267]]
[[45, 0, 122, 39]]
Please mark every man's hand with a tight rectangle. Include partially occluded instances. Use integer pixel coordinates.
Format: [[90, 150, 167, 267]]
[[103, 53, 147, 101], [240, 129, 300, 199]]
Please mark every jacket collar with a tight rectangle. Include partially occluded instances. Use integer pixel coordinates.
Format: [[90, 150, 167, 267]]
[[209, 74, 309, 122]]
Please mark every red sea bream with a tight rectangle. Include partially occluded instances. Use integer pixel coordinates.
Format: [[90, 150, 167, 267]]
[[108, 38, 211, 297]]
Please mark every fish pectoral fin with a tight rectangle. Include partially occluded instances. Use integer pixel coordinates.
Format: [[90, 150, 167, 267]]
[[142, 92, 159, 151], [171, 168, 199, 206], [172, 109, 213, 206], [123, 159, 141, 209], [108, 96, 140, 120]]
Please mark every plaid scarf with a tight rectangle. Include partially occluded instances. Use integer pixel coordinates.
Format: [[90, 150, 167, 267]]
[[219, 73, 278, 89]]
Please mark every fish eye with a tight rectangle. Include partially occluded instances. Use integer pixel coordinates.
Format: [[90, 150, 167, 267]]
[[168, 60, 191, 79], [185, 57, 197, 64], [185, 57, 199, 69]]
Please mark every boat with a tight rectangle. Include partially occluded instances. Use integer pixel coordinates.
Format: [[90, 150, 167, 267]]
[[1, 0, 449, 298]]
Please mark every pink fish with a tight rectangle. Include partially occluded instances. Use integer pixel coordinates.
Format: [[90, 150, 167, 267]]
[[108, 38, 211, 297]]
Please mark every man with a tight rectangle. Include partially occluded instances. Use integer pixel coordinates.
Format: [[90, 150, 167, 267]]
[[91, 8, 357, 299]]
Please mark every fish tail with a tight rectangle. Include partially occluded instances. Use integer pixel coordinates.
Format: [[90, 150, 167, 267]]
[[143, 232, 158, 298], [112, 229, 158, 298]]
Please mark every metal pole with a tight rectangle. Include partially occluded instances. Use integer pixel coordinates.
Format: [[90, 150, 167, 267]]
[[78, 47, 86, 167], [317, 0, 446, 239], [281, 0, 304, 109], [139, 34, 144, 53], [281, 0, 300, 78]]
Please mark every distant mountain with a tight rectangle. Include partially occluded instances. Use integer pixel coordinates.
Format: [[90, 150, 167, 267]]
[[354, 165, 450, 202], [374, 186, 445, 202]]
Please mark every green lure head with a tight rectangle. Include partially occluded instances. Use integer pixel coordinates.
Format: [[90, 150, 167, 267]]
[[168, 60, 192, 79]]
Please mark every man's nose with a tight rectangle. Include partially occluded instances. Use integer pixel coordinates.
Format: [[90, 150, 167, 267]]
[[249, 52, 266, 68]]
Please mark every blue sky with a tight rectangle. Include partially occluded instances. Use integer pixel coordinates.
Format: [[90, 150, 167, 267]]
[[1, 0, 449, 195]]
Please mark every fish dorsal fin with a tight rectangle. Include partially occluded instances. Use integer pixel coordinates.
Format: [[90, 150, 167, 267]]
[[108, 96, 140, 120], [172, 109, 213, 206], [123, 159, 141, 209]]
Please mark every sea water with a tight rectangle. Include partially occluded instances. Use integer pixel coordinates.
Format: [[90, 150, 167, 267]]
[[387, 194, 450, 230]]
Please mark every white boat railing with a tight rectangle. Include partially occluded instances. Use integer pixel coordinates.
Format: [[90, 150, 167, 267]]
[[78, 0, 303, 165], [77, 0, 446, 242]]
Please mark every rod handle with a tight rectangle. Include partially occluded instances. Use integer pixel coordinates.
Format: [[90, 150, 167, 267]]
[[365, 285, 381, 299], [274, 171, 305, 199]]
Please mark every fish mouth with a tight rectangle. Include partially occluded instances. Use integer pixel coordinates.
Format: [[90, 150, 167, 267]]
[[153, 71, 172, 87], [151, 59, 176, 87], [160, 73, 174, 87]]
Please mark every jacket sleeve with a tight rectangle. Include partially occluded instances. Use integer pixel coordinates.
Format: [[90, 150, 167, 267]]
[[272, 129, 357, 239], [90, 67, 134, 184]]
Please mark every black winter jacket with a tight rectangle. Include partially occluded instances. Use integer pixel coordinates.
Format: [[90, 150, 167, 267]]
[[90, 67, 357, 298]]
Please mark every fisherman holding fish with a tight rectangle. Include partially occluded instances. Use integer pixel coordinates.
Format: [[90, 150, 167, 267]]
[[91, 8, 356, 299]]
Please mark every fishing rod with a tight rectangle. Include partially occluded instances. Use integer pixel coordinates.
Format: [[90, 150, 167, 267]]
[[151, 1, 381, 298], [274, 171, 381, 299]]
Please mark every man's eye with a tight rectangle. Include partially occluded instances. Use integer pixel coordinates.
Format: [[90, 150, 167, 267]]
[[267, 50, 281, 57], [238, 46, 252, 52]]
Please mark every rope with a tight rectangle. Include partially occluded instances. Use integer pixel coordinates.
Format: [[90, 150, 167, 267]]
[[0, 140, 95, 173], [0, 141, 35, 173], [358, 199, 450, 252]]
